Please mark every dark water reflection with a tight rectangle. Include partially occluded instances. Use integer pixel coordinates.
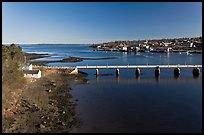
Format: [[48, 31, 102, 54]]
[[71, 76, 202, 133]]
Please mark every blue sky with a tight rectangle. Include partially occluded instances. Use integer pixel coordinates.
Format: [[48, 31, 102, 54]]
[[2, 2, 202, 44]]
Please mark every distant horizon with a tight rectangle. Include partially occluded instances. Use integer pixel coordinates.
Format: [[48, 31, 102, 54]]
[[3, 2, 202, 44], [2, 35, 202, 45]]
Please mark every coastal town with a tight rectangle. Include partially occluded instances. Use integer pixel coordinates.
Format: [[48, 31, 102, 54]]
[[90, 37, 202, 53]]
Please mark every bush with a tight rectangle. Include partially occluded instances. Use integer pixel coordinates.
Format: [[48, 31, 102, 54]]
[[2, 44, 26, 89]]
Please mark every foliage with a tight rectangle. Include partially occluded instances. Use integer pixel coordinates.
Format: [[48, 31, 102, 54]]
[[2, 44, 26, 89]]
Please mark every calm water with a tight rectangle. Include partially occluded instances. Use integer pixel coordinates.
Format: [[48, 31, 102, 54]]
[[20, 44, 202, 133]]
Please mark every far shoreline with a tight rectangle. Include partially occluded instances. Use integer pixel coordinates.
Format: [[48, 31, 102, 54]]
[[25, 52, 117, 66]]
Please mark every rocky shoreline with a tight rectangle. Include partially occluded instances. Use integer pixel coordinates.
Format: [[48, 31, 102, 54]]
[[24, 53, 54, 60], [2, 67, 88, 133], [3, 52, 115, 133]]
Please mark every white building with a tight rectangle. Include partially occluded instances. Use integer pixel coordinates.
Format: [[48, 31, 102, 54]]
[[97, 45, 101, 48], [135, 47, 140, 51], [23, 70, 41, 78], [189, 43, 196, 48], [149, 47, 154, 51], [145, 45, 150, 49], [139, 44, 146, 48], [22, 64, 32, 70], [122, 46, 128, 51], [163, 42, 172, 47], [166, 47, 172, 52]]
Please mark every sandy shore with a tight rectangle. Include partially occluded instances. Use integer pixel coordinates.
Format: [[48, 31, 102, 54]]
[[2, 67, 88, 133]]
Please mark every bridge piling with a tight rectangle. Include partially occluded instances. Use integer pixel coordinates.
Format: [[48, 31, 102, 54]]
[[116, 68, 120, 76], [174, 68, 180, 76], [96, 68, 99, 76], [155, 66, 160, 76], [193, 67, 200, 77], [135, 68, 140, 77]]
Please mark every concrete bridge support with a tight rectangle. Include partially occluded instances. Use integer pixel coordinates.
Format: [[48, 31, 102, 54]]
[[69, 68, 78, 74], [174, 68, 180, 76], [155, 66, 160, 76], [96, 68, 99, 76], [135, 68, 140, 77], [116, 68, 120, 76], [193, 67, 200, 77]]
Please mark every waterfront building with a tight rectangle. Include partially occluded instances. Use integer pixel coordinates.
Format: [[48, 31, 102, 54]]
[[23, 70, 41, 78], [122, 46, 128, 51], [22, 64, 32, 70]]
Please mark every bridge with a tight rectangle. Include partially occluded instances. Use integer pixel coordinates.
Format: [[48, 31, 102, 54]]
[[69, 64, 202, 77], [33, 64, 202, 77]]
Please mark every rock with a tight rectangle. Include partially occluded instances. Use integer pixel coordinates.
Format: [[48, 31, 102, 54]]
[[46, 89, 52, 93], [49, 102, 54, 106], [43, 121, 46, 124], [35, 124, 40, 128], [61, 122, 66, 126], [56, 120, 61, 124], [51, 80, 55, 83], [40, 124, 45, 129], [69, 118, 73, 122]]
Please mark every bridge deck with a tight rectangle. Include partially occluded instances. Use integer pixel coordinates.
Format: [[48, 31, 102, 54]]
[[34, 65, 202, 69], [76, 65, 202, 69]]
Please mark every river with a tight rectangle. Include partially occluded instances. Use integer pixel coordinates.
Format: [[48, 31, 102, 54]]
[[20, 44, 202, 133]]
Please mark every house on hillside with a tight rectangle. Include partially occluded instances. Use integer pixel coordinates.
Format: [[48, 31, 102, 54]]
[[122, 45, 128, 51], [23, 70, 41, 78], [22, 64, 32, 70]]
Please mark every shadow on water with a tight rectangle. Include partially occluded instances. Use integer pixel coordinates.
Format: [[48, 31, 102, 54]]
[[155, 75, 160, 82], [136, 75, 140, 80], [96, 75, 99, 82], [174, 74, 180, 79], [94, 72, 188, 83], [94, 73, 113, 76], [193, 74, 200, 79], [116, 76, 120, 83]]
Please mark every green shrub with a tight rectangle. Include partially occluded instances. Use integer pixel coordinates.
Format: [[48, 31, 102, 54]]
[[2, 44, 26, 89]]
